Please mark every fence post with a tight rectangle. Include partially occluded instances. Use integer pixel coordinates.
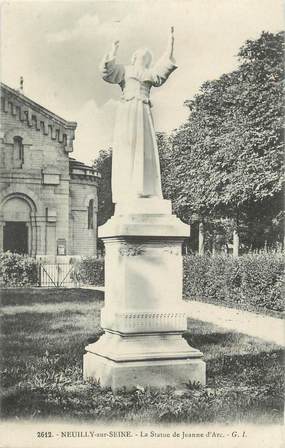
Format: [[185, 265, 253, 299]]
[[38, 263, 41, 287], [57, 263, 60, 287]]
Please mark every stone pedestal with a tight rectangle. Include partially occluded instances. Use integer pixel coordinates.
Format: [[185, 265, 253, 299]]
[[83, 200, 206, 390]]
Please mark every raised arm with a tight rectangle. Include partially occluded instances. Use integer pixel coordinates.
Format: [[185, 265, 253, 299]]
[[151, 27, 177, 87], [167, 26, 175, 63], [109, 40, 120, 60], [100, 40, 125, 86]]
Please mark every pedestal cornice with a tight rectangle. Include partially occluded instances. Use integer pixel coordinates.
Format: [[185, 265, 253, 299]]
[[99, 213, 190, 239]]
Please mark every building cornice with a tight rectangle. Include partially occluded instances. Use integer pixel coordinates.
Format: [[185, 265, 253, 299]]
[[0, 82, 77, 153], [69, 157, 101, 182]]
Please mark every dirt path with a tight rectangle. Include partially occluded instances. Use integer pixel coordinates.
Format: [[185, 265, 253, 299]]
[[184, 300, 284, 346]]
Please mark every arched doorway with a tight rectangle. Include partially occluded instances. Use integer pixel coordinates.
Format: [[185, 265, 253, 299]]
[[1, 196, 35, 256], [4, 222, 28, 254]]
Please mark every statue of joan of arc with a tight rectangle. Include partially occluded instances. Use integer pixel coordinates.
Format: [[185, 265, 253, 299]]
[[100, 27, 177, 205]]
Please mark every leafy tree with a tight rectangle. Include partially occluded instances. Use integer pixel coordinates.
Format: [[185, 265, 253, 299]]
[[157, 131, 174, 199], [92, 149, 114, 226], [169, 31, 284, 249]]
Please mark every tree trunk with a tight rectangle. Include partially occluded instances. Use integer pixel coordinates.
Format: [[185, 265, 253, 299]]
[[212, 231, 216, 256], [198, 222, 204, 255], [233, 228, 239, 257]]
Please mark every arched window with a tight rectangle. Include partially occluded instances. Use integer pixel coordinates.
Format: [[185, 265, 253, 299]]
[[88, 199, 94, 229], [13, 136, 24, 165]]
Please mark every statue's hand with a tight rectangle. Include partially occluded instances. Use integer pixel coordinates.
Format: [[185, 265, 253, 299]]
[[111, 40, 120, 57], [170, 26, 174, 43], [167, 26, 174, 59]]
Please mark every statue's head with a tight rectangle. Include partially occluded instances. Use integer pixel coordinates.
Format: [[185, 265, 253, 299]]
[[131, 48, 152, 68]]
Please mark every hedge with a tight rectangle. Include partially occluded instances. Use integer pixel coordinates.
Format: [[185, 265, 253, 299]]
[[72, 256, 104, 286], [74, 252, 284, 312], [1, 251, 283, 313], [0, 252, 38, 287], [183, 252, 284, 312], [0, 253, 104, 288]]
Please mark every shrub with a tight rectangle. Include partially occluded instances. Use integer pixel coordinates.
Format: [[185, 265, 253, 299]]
[[183, 255, 210, 298], [72, 252, 284, 311], [183, 252, 284, 312], [72, 257, 104, 286], [0, 252, 38, 287]]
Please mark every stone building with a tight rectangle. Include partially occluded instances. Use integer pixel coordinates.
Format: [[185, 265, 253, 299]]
[[0, 82, 100, 261]]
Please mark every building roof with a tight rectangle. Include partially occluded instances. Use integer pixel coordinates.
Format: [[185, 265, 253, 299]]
[[1, 82, 77, 129], [1, 82, 77, 152], [69, 157, 101, 179]]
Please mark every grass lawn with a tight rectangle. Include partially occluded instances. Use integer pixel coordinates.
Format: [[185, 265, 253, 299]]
[[0, 288, 283, 424]]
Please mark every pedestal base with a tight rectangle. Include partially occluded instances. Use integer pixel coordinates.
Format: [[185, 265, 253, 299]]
[[84, 353, 205, 391], [83, 331, 206, 390]]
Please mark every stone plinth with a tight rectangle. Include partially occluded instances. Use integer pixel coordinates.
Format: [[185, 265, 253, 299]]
[[83, 204, 206, 390]]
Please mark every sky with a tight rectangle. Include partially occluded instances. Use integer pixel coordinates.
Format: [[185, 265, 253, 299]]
[[1, 0, 283, 163]]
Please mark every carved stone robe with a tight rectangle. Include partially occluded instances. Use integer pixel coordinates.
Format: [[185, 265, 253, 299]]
[[100, 53, 177, 204]]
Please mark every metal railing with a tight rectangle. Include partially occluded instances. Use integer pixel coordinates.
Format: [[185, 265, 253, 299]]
[[38, 263, 74, 287]]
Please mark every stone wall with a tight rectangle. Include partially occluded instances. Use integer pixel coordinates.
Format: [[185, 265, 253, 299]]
[[0, 82, 99, 258], [70, 178, 98, 256]]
